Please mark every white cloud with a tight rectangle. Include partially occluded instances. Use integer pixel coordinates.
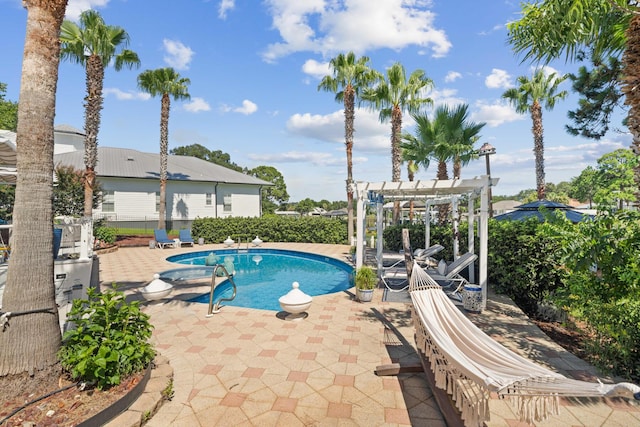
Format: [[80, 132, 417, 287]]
[[429, 88, 466, 108], [485, 68, 512, 89], [162, 39, 194, 70], [65, 0, 110, 21], [302, 59, 331, 79], [444, 71, 462, 83], [103, 88, 150, 101], [248, 151, 342, 167], [220, 100, 258, 115], [183, 97, 211, 113], [262, 0, 451, 62], [471, 100, 523, 127], [218, 0, 235, 19]]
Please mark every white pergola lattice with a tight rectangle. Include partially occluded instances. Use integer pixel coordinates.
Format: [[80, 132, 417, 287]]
[[354, 176, 498, 310]]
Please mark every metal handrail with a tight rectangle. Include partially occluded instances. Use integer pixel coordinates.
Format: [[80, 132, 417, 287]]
[[206, 264, 237, 317]]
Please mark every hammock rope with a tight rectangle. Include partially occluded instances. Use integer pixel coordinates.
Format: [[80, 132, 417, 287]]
[[409, 263, 640, 427]]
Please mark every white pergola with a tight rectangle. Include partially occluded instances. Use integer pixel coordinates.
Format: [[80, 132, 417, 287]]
[[354, 176, 498, 310]]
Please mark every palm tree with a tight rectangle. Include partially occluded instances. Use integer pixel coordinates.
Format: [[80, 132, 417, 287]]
[[137, 68, 191, 230], [0, 0, 67, 376], [60, 10, 140, 218], [502, 70, 567, 200], [318, 52, 379, 243], [362, 62, 433, 223]]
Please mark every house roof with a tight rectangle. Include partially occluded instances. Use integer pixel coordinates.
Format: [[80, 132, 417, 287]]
[[54, 147, 273, 186], [493, 199, 593, 223]]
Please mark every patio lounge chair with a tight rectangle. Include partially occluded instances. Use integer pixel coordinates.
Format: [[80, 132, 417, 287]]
[[178, 229, 195, 247], [154, 229, 175, 249], [380, 244, 444, 268], [424, 252, 478, 301], [379, 243, 445, 293]]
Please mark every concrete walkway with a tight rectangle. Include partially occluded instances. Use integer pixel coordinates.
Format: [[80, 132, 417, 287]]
[[97, 243, 640, 426]]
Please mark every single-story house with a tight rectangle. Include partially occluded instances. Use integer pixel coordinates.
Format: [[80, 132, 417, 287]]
[[54, 146, 273, 229]]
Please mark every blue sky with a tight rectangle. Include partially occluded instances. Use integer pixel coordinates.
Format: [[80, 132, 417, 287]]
[[1, 0, 630, 202]]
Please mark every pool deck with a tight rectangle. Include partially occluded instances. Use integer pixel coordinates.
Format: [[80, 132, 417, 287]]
[[97, 243, 640, 427]]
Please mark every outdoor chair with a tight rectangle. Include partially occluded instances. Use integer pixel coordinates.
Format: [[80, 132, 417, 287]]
[[154, 229, 176, 249], [424, 252, 478, 301], [178, 229, 195, 247]]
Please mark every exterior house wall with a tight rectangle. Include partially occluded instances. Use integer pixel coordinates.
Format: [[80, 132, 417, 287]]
[[168, 180, 218, 219], [216, 184, 262, 218]]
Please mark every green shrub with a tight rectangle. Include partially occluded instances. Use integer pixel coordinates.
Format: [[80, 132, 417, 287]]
[[94, 226, 117, 245], [58, 286, 155, 389], [192, 216, 348, 244]]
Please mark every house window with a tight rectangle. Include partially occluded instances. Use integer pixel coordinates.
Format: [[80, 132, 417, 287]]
[[155, 192, 160, 213], [223, 194, 232, 213], [102, 190, 115, 213], [205, 193, 212, 206]]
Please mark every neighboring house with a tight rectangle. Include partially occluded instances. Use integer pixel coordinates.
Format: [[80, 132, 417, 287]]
[[52, 125, 272, 229], [492, 200, 521, 216]]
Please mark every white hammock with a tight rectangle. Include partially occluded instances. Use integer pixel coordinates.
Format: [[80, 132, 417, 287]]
[[409, 263, 640, 427]]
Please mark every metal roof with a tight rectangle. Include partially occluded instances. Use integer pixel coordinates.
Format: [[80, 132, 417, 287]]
[[493, 199, 593, 223], [54, 147, 273, 186]]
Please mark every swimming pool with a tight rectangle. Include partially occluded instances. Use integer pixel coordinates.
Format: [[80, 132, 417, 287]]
[[163, 249, 354, 311]]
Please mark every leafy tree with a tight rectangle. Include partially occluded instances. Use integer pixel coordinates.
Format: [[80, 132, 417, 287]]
[[570, 166, 598, 207], [137, 68, 191, 230], [566, 56, 625, 139], [362, 62, 433, 222], [594, 148, 638, 209], [60, 10, 140, 218], [318, 52, 379, 242], [247, 165, 289, 214], [53, 165, 101, 217], [170, 144, 243, 172], [505, 0, 640, 199], [502, 69, 568, 200], [295, 198, 316, 215], [0, 0, 68, 376], [0, 185, 14, 221], [0, 83, 18, 131]]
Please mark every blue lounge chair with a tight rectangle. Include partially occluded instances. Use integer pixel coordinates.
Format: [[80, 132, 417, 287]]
[[178, 229, 195, 247], [154, 229, 175, 249]]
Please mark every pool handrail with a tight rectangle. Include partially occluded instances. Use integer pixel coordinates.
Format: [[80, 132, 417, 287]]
[[206, 264, 237, 316]]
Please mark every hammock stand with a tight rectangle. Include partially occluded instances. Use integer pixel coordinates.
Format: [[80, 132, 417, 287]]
[[408, 262, 640, 427]]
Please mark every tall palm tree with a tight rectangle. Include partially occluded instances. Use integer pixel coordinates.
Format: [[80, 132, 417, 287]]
[[137, 68, 191, 230], [0, 0, 68, 376], [362, 62, 433, 223], [60, 10, 140, 218], [502, 70, 567, 200], [318, 52, 379, 243]]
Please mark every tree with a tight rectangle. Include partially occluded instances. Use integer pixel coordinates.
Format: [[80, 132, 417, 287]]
[[318, 52, 379, 242], [570, 167, 598, 208], [295, 198, 316, 215], [505, 0, 640, 198], [170, 144, 243, 172], [53, 165, 101, 217], [566, 56, 625, 139], [502, 69, 568, 200], [362, 62, 433, 223], [137, 68, 191, 230], [594, 148, 638, 209], [60, 10, 140, 218], [0, 0, 68, 376], [0, 83, 18, 131], [247, 165, 289, 214]]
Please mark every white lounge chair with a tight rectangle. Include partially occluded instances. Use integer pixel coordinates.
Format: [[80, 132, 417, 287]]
[[379, 245, 445, 293], [424, 252, 478, 301]]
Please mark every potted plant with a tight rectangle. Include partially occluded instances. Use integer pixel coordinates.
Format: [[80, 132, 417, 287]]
[[355, 266, 377, 302]]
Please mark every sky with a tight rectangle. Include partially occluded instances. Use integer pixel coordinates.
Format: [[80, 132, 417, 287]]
[[0, 0, 630, 202]]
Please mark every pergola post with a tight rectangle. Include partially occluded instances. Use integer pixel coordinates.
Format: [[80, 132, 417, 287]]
[[468, 195, 475, 284], [451, 197, 459, 259], [355, 195, 365, 269], [376, 197, 384, 275], [479, 177, 490, 310]]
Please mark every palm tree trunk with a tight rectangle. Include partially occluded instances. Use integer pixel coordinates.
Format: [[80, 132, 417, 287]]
[[344, 87, 355, 244], [623, 15, 640, 200], [0, 0, 66, 375], [391, 106, 402, 223], [531, 101, 545, 200], [407, 161, 415, 221], [437, 161, 449, 223], [158, 94, 170, 230], [83, 55, 104, 217], [453, 157, 461, 179]]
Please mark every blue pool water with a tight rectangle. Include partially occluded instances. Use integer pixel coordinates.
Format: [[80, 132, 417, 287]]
[[163, 249, 354, 311]]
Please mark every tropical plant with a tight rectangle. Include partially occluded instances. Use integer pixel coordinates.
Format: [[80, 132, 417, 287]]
[[58, 287, 155, 389], [60, 10, 140, 218], [502, 69, 568, 200], [137, 68, 191, 230], [362, 62, 433, 223], [0, 0, 67, 376], [355, 266, 377, 290], [318, 52, 380, 242]]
